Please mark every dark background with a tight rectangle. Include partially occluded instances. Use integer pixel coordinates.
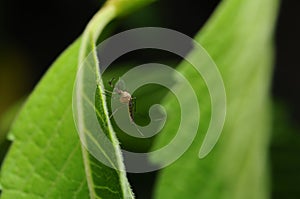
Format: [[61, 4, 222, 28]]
[[0, 0, 299, 198], [0, 0, 299, 122]]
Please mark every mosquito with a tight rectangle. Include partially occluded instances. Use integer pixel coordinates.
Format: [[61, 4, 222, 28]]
[[106, 77, 144, 136]]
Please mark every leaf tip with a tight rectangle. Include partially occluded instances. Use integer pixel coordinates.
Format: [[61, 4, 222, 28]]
[[7, 132, 15, 141]]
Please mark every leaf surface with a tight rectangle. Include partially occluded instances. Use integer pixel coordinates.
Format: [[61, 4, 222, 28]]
[[151, 0, 279, 198]]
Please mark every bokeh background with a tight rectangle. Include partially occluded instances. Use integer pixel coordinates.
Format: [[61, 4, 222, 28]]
[[0, 0, 299, 198]]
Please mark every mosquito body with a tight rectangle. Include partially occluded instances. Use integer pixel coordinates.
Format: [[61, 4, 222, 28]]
[[108, 78, 136, 123], [107, 77, 143, 136]]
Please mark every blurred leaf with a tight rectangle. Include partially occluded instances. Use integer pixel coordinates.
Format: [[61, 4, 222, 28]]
[[0, 0, 155, 198], [151, 0, 279, 199]]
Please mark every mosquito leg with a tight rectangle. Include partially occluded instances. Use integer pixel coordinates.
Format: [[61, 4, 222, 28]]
[[102, 91, 119, 101], [109, 104, 126, 119], [103, 89, 114, 94], [102, 91, 112, 97], [131, 121, 144, 137], [101, 88, 118, 99]]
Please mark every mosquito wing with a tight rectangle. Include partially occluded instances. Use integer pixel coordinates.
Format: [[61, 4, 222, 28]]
[[114, 78, 126, 92]]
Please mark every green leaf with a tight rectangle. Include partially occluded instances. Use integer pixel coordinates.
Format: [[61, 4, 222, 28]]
[[0, 99, 23, 164], [0, 99, 23, 144], [0, 0, 155, 199], [151, 0, 279, 198], [0, 38, 89, 199], [74, 2, 133, 199]]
